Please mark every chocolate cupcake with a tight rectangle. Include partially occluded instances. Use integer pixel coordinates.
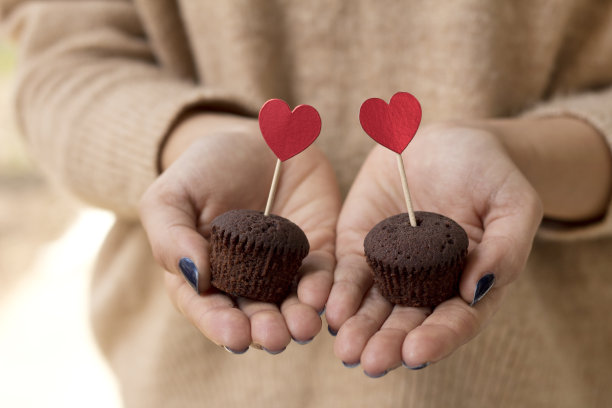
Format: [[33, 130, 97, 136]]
[[209, 209, 309, 303], [364, 211, 468, 307]]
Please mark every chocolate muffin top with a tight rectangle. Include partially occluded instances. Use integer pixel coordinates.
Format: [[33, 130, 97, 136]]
[[211, 209, 309, 255], [364, 211, 468, 268]]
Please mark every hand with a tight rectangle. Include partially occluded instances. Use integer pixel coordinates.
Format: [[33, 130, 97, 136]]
[[326, 122, 543, 375], [139, 113, 341, 353]]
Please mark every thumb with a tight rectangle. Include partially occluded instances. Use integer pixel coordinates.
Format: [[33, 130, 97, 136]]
[[139, 181, 210, 294], [460, 177, 543, 306]]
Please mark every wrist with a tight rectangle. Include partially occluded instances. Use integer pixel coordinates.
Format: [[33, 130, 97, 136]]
[[476, 117, 612, 222], [160, 112, 258, 171]]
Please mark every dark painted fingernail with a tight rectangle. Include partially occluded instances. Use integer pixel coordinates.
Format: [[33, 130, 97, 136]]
[[403, 362, 429, 370], [179, 257, 199, 293], [328, 325, 338, 336], [263, 346, 286, 355], [471, 273, 496, 306], [318, 306, 326, 316], [224, 346, 249, 355], [364, 369, 388, 378], [342, 361, 360, 368], [292, 336, 314, 345]]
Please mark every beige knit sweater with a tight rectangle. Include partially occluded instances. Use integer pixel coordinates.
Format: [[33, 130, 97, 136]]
[[3, 1, 612, 407]]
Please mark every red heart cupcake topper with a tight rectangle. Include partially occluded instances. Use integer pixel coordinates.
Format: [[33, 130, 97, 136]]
[[259, 99, 322, 161], [359, 92, 422, 154]]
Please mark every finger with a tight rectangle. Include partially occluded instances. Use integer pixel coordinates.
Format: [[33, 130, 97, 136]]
[[236, 297, 291, 353], [140, 180, 210, 293], [460, 174, 542, 304], [325, 252, 374, 332], [296, 249, 335, 313], [280, 294, 322, 344], [165, 272, 251, 351], [359, 306, 430, 375], [333, 287, 393, 366], [402, 288, 505, 367]]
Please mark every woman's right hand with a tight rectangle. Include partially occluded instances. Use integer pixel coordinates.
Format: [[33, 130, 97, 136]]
[[139, 113, 341, 353]]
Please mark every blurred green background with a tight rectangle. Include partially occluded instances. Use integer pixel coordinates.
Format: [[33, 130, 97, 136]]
[[0, 40, 29, 172], [0, 40, 13, 71]]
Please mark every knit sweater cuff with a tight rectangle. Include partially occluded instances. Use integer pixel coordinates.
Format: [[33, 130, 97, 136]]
[[77, 84, 257, 218], [521, 88, 612, 240]]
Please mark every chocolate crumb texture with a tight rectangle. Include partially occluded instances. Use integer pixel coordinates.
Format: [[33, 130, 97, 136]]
[[209, 209, 309, 303], [364, 211, 468, 307]]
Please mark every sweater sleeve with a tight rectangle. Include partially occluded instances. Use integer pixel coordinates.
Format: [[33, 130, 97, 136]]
[[1, 1, 257, 218], [521, 87, 612, 240]]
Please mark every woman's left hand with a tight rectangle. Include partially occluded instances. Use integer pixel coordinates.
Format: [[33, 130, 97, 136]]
[[326, 122, 543, 375]]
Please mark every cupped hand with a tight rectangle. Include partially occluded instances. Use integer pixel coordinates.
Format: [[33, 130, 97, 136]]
[[139, 113, 341, 353], [326, 123, 543, 375]]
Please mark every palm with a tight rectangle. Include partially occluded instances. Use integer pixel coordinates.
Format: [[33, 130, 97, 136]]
[[150, 130, 340, 352], [326, 125, 541, 374]]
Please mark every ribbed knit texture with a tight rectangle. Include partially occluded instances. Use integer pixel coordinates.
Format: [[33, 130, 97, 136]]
[[3, 0, 612, 407]]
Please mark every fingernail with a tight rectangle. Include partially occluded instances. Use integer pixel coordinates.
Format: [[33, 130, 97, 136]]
[[328, 325, 338, 336], [179, 257, 199, 293], [342, 361, 360, 368], [263, 346, 286, 355], [364, 369, 388, 379], [403, 361, 429, 370], [224, 346, 249, 355], [471, 273, 496, 306], [292, 336, 314, 345], [318, 306, 326, 316]]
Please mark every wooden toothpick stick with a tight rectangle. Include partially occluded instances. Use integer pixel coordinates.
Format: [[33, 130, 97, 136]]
[[396, 153, 417, 227], [264, 158, 282, 216]]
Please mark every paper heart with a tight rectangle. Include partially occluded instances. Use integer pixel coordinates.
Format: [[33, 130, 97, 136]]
[[359, 92, 422, 154], [258, 99, 322, 161]]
